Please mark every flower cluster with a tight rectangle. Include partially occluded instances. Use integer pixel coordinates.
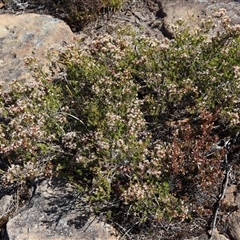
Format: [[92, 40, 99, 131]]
[[0, 60, 67, 184], [2, 161, 40, 184], [213, 8, 226, 18], [62, 131, 77, 150]]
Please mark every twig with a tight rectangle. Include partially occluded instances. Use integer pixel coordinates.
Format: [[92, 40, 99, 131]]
[[111, 16, 142, 27], [114, 221, 135, 240], [54, 111, 85, 125], [209, 152, 232, 239]]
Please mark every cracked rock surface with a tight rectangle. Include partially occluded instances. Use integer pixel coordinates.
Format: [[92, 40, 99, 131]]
[[5, 178, 119, 240]]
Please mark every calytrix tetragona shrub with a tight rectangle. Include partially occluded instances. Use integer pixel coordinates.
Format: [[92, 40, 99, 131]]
[[1, 9, 240, 231], [0, 61, 68, 184]]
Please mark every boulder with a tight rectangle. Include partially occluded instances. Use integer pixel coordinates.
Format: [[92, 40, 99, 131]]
[[222, 185, 238, 211], [206, 1, 240, 24], [184, 230, 229, 240], [0, 13, 75, 87], [6, 178, 120, 240], [161, 0, 240, 35], [228, 211, 240, 240]]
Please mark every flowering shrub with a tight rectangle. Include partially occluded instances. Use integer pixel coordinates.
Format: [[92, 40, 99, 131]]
[[54, 34, 180, 223], [1, 9, 240, 233], [0, 63, 67, 183], [54, 14, 240, 223]]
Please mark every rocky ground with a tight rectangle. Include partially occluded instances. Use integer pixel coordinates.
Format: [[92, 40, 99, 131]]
[[0, 0, 240, 240]]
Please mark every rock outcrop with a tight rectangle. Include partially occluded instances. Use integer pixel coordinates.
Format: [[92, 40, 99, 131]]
[[5, 178, 119, 240], [162, 0, 240, 36], [223, 185, 240, 240], [0, 13, 75, 87]]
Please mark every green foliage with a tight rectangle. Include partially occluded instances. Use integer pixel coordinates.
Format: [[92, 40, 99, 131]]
[[1, 11, 240, 230], [56, 34, 177, 222], [0, 59, 67, 183]]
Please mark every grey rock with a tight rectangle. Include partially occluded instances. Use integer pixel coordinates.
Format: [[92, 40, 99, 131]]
[[227, 211, 240, 240], [6, 178, 120, 240], [220, 185, 240, 240], [161, 0, 240, 37], [184, 230, 229, 240], [0, 195, 14, 220], [227, 192, 240, 240], [206, 2, 240, 24], [0, 194, 15, 240]]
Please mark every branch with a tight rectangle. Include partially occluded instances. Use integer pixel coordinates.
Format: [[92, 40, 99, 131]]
[[209, 152, 232, 239]]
